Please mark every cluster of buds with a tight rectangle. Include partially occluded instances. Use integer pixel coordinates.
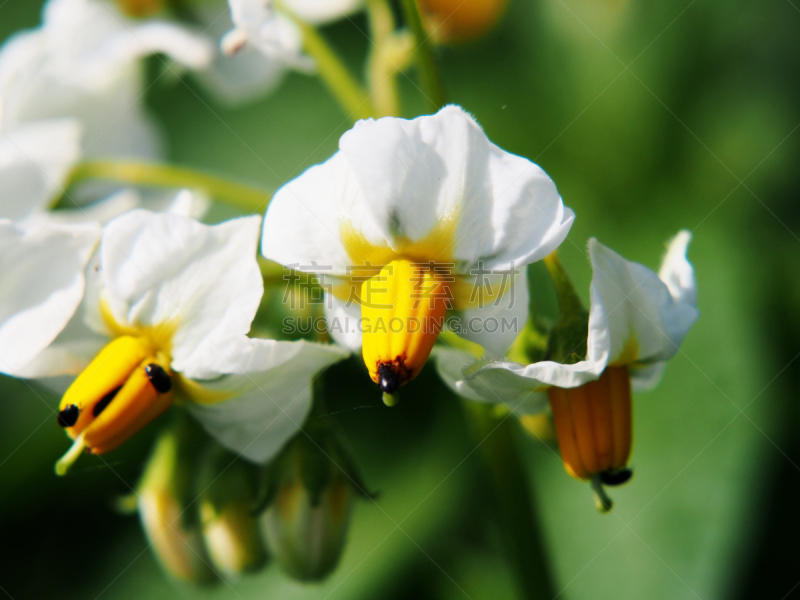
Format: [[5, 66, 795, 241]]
[[136, 411, 369, 583]]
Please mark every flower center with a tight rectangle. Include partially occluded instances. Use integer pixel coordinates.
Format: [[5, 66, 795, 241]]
[[360, 259, 452, 398], [55, 334, 174, 474]]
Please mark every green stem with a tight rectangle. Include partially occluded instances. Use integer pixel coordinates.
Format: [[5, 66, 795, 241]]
[[56, 161, 274, 213], [366, 0, 401, 117], [292, 18, 376, 121], [462, 401, 556, 600], [400, 0, 446, 111]]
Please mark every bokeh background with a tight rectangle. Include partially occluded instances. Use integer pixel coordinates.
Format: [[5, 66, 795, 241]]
[[1, 0, 799, 598]]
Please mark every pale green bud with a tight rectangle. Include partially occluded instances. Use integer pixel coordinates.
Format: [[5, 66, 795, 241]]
[[197, 445, 268, 577], [259, 428, 369, 582], [137, 420, 216, 585]]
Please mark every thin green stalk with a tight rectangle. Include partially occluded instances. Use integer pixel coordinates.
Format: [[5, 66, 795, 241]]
[[462, 401, 556, 600], [366, 0, 401, 117], [292, 18, 376, 121], [55, 161, 274, 213], [400, 0, 445, 111]]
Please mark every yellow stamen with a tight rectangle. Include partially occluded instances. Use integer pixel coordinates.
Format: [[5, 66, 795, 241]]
[[56, 335, 174, 464], [361, 259, 451, 394]]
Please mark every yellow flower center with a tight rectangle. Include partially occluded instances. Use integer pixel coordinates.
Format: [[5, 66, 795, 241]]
[[361, 259, 452, 395], [55, 303, 178, 473]]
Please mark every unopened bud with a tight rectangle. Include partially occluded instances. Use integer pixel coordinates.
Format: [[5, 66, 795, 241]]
[[115, 0, 165, 18], [259, 429, 370, 582], [197, 446, 267, 577], [137, 421, 216, 585], [418, 0, 510, 42]]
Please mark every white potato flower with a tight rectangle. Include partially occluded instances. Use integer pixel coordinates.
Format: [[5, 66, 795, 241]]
[[0, 0, 215, 218], [0, 209, 347, 471], [262, 105, 574, 397], [438, 231, 698, 488], [220, 0, 364, 89]]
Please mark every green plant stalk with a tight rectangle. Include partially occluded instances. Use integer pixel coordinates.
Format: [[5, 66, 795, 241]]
[[400, 0, 445, 111], [462, 401, 556, 600], [56, 161, 274, 213], [292, 18, 376, 121], [366, 0, 401, 117]]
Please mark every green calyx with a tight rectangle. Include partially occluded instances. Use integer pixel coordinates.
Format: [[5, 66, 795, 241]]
[[542, 252, 590, 365]]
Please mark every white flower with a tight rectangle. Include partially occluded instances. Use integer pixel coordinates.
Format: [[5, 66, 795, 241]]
[[1, 209, 347, 469], [220, 0, 364, 88], [443, 231, 699, 408], [262, 105, 574, 394], [0, 0, 215, 213]]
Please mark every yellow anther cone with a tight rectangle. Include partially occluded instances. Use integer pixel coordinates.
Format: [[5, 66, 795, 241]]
[[360, 259, 451, 394], [56, 335, 174, 471], [547, 367, 632, 481]]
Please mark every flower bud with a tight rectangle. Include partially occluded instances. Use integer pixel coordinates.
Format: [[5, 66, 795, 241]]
[[259, 429, 369, 582], [197, 446, 268, 577], [418, 0, 510, 42], [115, 0, 165, 18], [137, 421, 216, 585]]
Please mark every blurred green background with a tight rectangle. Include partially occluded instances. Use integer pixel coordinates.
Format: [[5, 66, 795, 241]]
[[2, 0, 800, 598]]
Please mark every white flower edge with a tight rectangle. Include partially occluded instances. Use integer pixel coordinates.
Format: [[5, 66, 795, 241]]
[[0, 219, 98, 376], [433, 346, 549, 416], [454, 231, 698, 406], [37, 0, 213, 92], [184, 339, 348, 464], [283, 0, 364, 24], [262, 105, 574, 276], [222, 0, 312, 72]]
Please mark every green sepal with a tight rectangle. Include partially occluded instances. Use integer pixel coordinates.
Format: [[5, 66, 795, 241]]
[[543, 253, 590, 365]]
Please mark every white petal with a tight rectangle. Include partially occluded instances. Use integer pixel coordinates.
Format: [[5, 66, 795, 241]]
[[15, 247, 108, 378], [433, 346, 548, 414], [432, 346, 487, 402], [184, 339, 348, 464], [324, 293, 363, 351], [0, 118, 82, 220], [630, 362, 665, 391], [225, 1, 310, 70], [659, 229, 697, 306], [197, 4, 285, 105], [589, 237, 699, 366], [0, 220, 98, 376], [453, 268, 530, 357], [100, 211, 264, 379], [40, 0, 213, 91], [283, 0, 363, 24], [263, 106, 574, 275], [262, 153, 353, 274]]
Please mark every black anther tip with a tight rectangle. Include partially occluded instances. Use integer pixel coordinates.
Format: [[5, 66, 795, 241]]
[[377, 364, 400, 395], [145, 363, 172, 393], [57, 404, 80, 428]]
